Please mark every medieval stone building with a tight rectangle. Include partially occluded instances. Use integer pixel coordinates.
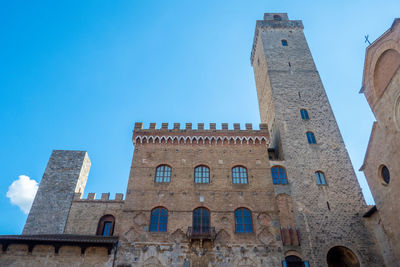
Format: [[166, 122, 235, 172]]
[[0, 13, 391, 267], [360, 18, 400, 267]]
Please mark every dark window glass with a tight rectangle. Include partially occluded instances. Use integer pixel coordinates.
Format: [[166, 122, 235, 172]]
[[300, 109, 309, 120], [271, 166, 288, 184], [155, 165, 171, 183], [315, 171, 327, 185], [273, 15, 282, 21], [194, 166, 210, 184], [96, 215, 115, 236], [281, 40, 288, 46], [150, 207, 168, 232], [235, 208, 253, 233], [306, 132, 316, 144], [381, 165, 390, 184], [103, 222, 112, 236], [193, 208, 210, 234], [232, 166, 248, 184]]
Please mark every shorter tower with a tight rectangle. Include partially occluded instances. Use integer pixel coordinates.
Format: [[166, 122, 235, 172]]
[[23, 150, 90, 234], [360, 18, 400, 266]]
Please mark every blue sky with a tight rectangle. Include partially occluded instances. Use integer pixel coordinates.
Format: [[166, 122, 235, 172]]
[[1, 1, 399, 234]]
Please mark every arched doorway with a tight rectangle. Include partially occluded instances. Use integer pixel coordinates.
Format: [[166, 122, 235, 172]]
[[285, 255, 303, 267], [327, 246, 360, 267]]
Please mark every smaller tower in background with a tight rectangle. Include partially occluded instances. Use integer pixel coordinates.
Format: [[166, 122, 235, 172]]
[[23, 150, 90, 234]]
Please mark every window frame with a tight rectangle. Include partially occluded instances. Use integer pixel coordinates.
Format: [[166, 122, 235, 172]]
[[194, 165, 210, 184], [234, 207, 254, 233], [154, 164, 172, 183], [232, 166, 248, 184], [306, 131, 317, 144], [300, 109, 310, 120], [271, 166, 288, 185], [96, 214, 115, 236], [149, 206, 168, 232], [192, 207, 211, 234], [315, 171, 327, 185]]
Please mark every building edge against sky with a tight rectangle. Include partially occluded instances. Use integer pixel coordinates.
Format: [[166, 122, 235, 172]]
[[0, 12, 398, 267]]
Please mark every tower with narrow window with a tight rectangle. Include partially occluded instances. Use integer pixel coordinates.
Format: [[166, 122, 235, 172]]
[[251, 13, 382, 265]]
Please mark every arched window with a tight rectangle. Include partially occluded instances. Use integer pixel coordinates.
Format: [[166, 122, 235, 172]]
[[300, 109, 309, 120], [273, 15, 282, 21], [232, 166, 248, 184], [150, 207, 168, 232], [235, 208, 253, 233], [96, 215, 115, 236], [306, 132, 316, 144], [271, 166, 288, 184], [282, 39, 288, 46], [315, 171, 327, 185], [194, 165, 210, 184], [155, 165, 171, 183], [193, 207, 210, 234]]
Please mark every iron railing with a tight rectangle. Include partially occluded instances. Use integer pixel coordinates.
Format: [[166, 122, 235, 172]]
[[187, 227, 216, 240]]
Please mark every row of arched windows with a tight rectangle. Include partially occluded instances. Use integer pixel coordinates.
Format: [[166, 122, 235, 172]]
[[149, 207, 254, 233], [155, 165, 248, 184], [154, 165, 326, 185]]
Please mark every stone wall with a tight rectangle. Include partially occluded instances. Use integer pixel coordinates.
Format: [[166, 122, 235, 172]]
[[23, 150, 91, 235], [0, 244, 114, 267], [64, 193, 124, 235], [251, 13, 382, 266]]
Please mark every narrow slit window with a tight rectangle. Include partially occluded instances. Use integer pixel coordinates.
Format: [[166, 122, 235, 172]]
[[306, 132, 316, 144], [300, 109, 309, 120], [315, 171, 327, 185]]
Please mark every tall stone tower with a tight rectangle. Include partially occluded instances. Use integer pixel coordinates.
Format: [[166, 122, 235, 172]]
[[23, 150, 90, 234], [251, 13, 381, 266]]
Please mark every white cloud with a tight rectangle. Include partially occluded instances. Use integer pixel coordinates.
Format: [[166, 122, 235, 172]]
[[6, 175, 38, 214]]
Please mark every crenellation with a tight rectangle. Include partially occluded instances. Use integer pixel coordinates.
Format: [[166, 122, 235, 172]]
[[209, 123, 216, 130], [222, 123, 228, 130], [149, 122, 156, 129], [233, 123, 240, 130], [197, 123, 204, 130], [161, 122, 168, 129], [134, 122, 143, 130], [173, 123, 180, 130], [73, 193, 124, 202], [101, 193, 110, 201], [245, 123, 253, 130], [185, 122, 192, 130]]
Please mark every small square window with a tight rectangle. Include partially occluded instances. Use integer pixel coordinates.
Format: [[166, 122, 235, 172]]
[[281, 40, 288, 46]]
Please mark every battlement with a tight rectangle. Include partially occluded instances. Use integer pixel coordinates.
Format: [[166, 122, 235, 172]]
[[132, 122, 269, 146], [73, 192, 124, 202], [250, 13, 304, 65]]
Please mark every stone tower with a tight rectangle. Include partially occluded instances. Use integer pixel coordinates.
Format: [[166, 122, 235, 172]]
[[251, 13, 382, 266], [23, 150, 90, 234]]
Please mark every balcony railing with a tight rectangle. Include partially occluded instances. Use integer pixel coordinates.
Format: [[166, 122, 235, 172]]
[[187, 227, 216, 240]]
